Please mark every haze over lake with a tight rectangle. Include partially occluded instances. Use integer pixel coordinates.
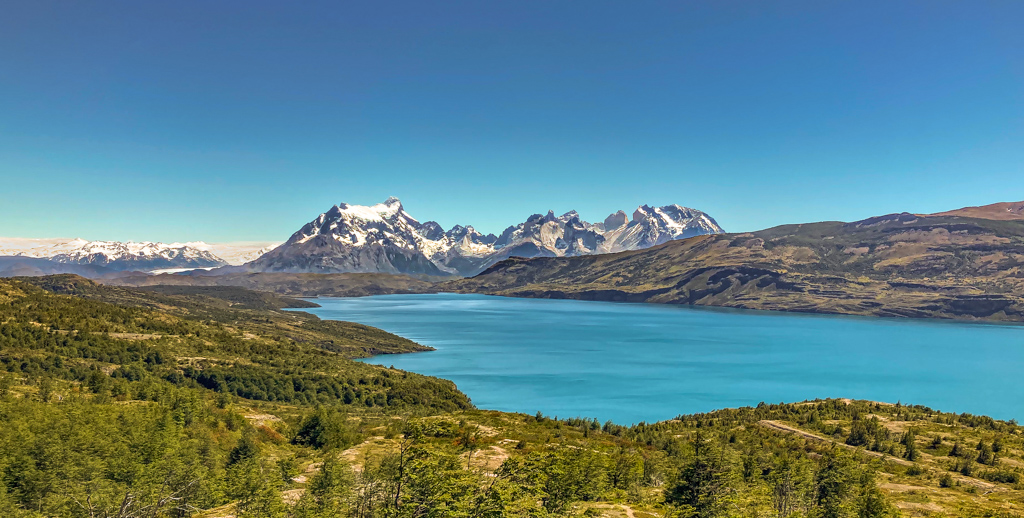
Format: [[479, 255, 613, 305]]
[[303, 294, 1024, 425]]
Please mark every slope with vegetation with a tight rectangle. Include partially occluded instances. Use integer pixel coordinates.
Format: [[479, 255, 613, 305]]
[[450, 212, 1024, 322], [0, 275, 1022, 516]]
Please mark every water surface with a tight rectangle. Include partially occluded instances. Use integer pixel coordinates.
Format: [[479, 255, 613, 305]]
[[302, 294, 1024, 424]]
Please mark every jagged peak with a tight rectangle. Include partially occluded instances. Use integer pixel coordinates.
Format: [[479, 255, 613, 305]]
[[604, 210, 629, 229], [268, 198, 722, 275]]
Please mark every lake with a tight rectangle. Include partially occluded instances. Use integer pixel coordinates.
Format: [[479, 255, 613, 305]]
[[301, 294, 1024, 425]]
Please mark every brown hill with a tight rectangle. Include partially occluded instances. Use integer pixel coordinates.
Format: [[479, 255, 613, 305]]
[[106, 271, 437, 297], [925, 200, 1024, 220], [449, 212, 1024, 322]]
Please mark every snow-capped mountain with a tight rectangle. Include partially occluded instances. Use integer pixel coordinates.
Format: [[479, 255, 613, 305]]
[[47, 241, 227, 271], [0, 238, 278, 271], [246, 197, 724, 276], [1, 238, 227, 272], [249, 197, 447, 275]]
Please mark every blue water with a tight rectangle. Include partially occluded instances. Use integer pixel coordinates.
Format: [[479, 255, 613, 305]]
[[301, 294, 1024, 425]]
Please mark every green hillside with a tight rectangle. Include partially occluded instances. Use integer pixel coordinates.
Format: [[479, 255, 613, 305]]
[[1, 275, 1022, 516]]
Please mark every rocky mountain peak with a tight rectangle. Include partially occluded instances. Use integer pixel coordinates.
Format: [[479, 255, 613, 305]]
[[247, 198, 724, 276], [604, 210, 629, 229]]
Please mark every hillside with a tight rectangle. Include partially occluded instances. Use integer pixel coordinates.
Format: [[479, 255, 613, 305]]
[[106, 271, 439, 297], [1, 275, 1023, 516], [926, 201, 1024, 221], [450, 212, 1024, 322]]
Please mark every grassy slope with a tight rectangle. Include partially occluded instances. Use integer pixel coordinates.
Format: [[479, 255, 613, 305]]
[[449, 213, 1024, 322]]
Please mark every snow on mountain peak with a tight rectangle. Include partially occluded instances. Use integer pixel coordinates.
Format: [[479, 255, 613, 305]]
[[248, 199, 724, 276], [0, 238, 233, 272]]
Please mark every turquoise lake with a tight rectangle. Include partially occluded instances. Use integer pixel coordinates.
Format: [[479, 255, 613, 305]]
[[302, 294, 1024, 425]]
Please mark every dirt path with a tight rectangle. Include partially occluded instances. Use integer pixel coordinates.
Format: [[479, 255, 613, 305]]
[[758, 420, 999, 491], [760, 420, 915, 466]]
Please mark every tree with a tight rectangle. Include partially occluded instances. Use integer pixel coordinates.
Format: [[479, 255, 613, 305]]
[[901, 430, 918, 461], [458, 425, 481, 468], [292, 408, 361, 450], [294, 455, 353, 518], [228, 435, 260, 467], [610, 447, 644, 491], [855, 472, 897, 518], [769, 456, 812, 517], [665, 434, 734, 518], [227, 458, 285, 518], [814, 449, 855, 518], [846, 420, 870, 447], [976, 442, 995, 465], [949, 442, 962, 457]]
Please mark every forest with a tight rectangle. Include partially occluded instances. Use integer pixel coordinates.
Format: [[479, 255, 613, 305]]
[[1, 275, 1022, 517]]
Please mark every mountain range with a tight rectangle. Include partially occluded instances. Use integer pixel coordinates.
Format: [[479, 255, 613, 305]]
[[245, 197, 723, 276], [450, 205, 1024, 321], [0, 238, 277, 275]]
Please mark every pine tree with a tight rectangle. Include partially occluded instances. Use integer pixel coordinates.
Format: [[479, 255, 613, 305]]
[[902, 430, 919, 461]]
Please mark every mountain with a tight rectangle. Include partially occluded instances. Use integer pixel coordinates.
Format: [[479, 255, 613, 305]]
[[0, 238, 264, 272], [0, 236, 280, 268], [245, 197, 724, 276], [0, 256, 123, 279], [450, 211, 1024, 322], [45, 240, 227, 271], [924, 200, 1024, 221]]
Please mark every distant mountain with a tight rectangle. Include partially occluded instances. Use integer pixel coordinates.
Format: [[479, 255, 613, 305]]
[[449, 211, 1024, 322], [49, 241, 227, 271], [0, 256, 122, 279], [0, 238, 227, 272], [245, 197, 724, 276], [924, 200, 1024, 221]]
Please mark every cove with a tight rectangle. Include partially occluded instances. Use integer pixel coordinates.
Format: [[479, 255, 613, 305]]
[[301, 294, 1024, 425]]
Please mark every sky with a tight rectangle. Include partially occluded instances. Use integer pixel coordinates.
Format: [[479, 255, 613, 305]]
[[1, 1, 1022, 243]]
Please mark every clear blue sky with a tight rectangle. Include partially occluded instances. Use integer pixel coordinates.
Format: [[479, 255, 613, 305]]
[[1, 1, 1022, 242]]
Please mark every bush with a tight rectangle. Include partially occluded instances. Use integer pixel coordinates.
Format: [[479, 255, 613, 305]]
[[980, 470, 1020, 484]]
